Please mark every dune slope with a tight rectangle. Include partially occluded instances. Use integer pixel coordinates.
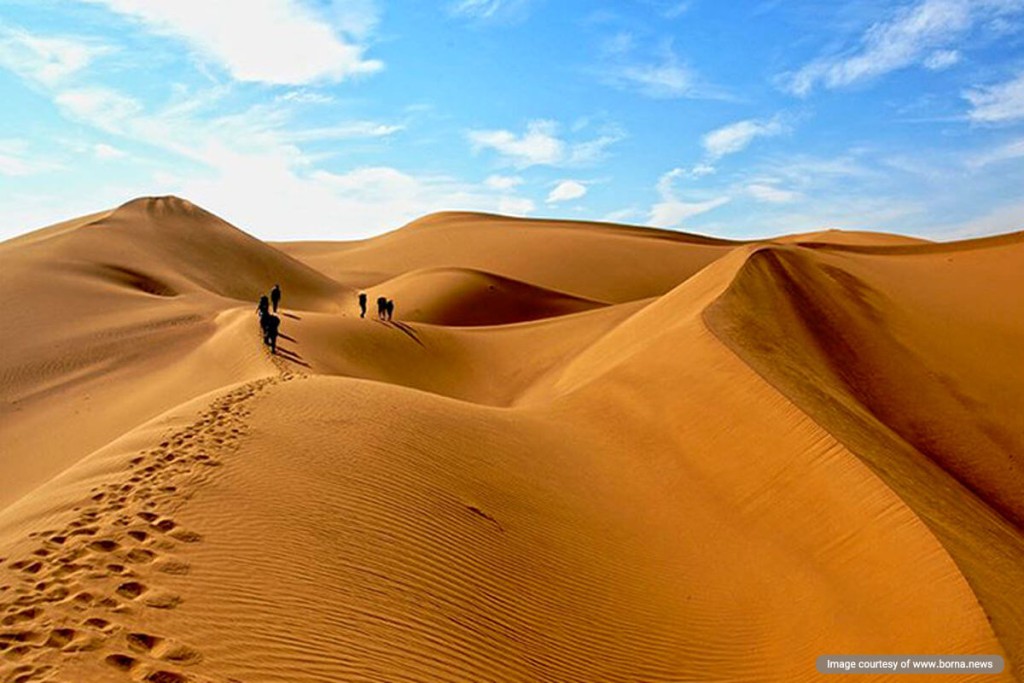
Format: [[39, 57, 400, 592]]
[[1, 201, 1021, 682]]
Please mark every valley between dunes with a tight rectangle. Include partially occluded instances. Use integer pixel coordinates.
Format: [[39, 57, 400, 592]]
[[1, 196, 1022, 682]]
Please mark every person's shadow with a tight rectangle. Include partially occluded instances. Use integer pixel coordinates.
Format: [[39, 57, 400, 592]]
[[375, 319, 423, 346], [274, 319, 310, 367]]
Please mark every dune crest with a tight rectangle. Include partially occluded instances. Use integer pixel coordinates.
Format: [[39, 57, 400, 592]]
[[2, 201, 1021, 682]]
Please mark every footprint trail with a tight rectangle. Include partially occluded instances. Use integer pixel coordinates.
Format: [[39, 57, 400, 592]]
[[0, 373, 289, 683]]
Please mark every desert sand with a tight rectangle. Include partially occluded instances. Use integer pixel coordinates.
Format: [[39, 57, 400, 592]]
[[0, 196, 1021, 682]]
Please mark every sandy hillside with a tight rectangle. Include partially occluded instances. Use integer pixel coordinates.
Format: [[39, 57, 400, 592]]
[[1, 197, 1021, 683]]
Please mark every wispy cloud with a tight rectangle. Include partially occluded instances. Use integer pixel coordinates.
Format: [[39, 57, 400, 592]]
[[93, 142, 127, 160], [468, 120, 622, 168], [0, 26, 112, 86], [28, 75, 535, 236], [648, 168, 730, 228], [54, 87, 144, 132], [747, 182, 801, 204], [79, 0, 383, 85], [923, 48, 960, 70], [967, 136, 1024, 168], [604, 50, 697, 98], [0, 139, 62, 176], [547, 179, 587, 203], [279, 121, 404, 143], [484, 174, 523, 190], [447, 0, 535, 24], [782, 0, 1022, 96], [964, 69, 1024, 123], [702, 116, 787, 160], [598, 44, 728, 100]]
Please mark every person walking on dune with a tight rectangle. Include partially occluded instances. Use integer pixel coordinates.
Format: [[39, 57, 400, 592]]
[[359, 292, 367, 318], [270, 284, 281, 313], [385, 299, 395, 321], [263, 314, 280, 354], [257, 294, 269, 319], [377, 296, 387, 320]]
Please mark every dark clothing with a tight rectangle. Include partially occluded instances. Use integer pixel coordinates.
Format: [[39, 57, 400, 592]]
[[257, 295, 270, 318], [385, 299, 394, 321], [270, 285, 281, 312], [262, 314, 280, 354], [376, 296, 387, 320], [359, 293, 368, 318]]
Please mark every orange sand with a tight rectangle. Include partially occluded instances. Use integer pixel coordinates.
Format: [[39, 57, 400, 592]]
[[0, 196, 1021, 682]]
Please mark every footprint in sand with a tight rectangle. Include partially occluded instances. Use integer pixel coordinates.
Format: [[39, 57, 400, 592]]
[[115, 581, 147, 600], [1, 376, 276, 682]]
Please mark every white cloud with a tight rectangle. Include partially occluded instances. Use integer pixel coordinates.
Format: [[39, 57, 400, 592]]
[[484, 174, 523, 190], [55, 88, 144, 131], [275, 90, 336, 105], [605, 52, 697, 99], [683, 163, 716, 178], [0, 27, 111, 86], [81, 0, 382, 84], [31, 79, 537, 237], [0, 139, 61, 176], [649, 196, 730, 228], [703, 117, 786, 160], [178, 161, 538, 236], [924, 48, 960, 70], [783, 0, 1019, 95], [964, 70, 1024, 123], [648, 167, 730, 228], [747, 183, 801, 204], [94, 142, 127, 159], [497, 196, 535, 215], [967, 136, 1024, 168], [547, 180, 587, 203], [447, 0, 533, 22], [468, 120, 621, 168], [602, 207, 642, 224], [280, 121, 404, 142]]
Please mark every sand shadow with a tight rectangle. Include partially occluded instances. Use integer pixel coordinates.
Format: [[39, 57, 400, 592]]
[[374, 319, 423, 346], [282, 312, 301, 320], [279, 333, 297, 343], [275, 346, 311, 368]]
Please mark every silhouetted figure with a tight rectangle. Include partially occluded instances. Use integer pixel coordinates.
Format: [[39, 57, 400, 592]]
[[359, 292, 368, 318], [257, 295, 269, 318], [270, 284, 281, 313], [377, 296, 387, 320], [262, 314, 280, 354], [385, 299, 395, 321]]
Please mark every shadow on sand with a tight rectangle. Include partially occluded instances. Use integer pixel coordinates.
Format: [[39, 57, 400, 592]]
[[276, 345, 311, 368], [374, 319, 424, 346]]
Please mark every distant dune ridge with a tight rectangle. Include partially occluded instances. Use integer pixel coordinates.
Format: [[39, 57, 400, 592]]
[[0, 195, 1022, 682]]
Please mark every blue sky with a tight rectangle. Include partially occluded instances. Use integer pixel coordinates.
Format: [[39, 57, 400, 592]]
[[2, 0, 1024, 241]]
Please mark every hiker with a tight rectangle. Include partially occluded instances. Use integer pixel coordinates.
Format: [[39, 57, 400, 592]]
[[257, 295, 269, 318], [359, 292, 367, 318], [376, 296, 387, 320], [385, 299, 395, 321], [270, 284, 281, 312], [263, 314, 281, 354]]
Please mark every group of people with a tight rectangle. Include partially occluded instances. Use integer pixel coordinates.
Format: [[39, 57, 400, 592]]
[[358, 292, 395, 321], [257, 286, 400, 357], [256, 283, 282, 353]]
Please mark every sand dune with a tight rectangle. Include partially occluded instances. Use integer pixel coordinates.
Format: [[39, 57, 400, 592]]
[[276, 211, 741, 303], [1, 198, 1021, 682], [363, 267, 607, 326]]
